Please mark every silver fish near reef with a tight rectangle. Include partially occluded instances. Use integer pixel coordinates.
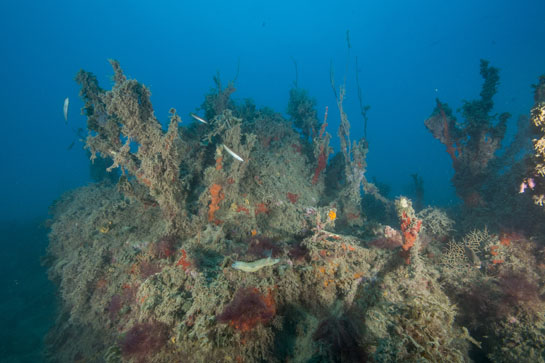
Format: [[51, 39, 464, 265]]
[[63, 97, 69, 122], [190, 113, 208, 124], [222, 144, 244, 162]]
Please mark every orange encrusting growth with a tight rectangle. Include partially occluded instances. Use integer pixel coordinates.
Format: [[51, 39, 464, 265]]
[[215, 156, 223, 170], [254, 203, 268, 216], [208, 184, 224, 223], [399, 212, 422, 264], [490, 245, 500, 256], [400, 212, 422, 251], [499, 234, 511, 246], [236, 205, 250, 215], [176, 249, 191, 271]]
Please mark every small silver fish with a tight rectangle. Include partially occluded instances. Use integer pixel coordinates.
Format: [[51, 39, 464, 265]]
[[63, 97, 69, 122], [190, 113, 208, 124], [222, 144, 244, 162]]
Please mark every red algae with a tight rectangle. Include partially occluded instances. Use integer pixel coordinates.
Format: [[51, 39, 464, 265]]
[[217, 287, 275, 332], [120, 321, 169, 360]]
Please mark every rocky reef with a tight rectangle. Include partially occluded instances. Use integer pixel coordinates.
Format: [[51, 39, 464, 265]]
[[43, 61, 545, 362]]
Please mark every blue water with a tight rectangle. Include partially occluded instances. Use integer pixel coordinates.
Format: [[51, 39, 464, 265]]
[[1, 0, 544, 360]]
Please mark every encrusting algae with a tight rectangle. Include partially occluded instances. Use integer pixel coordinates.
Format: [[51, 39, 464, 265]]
[[208, 183, 224, 223]]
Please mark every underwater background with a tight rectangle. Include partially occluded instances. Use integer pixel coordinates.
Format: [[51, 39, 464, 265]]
[[1, 0, 545, 362]]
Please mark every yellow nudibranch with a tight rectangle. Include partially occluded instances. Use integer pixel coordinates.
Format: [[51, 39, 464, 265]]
[[231, 257, 280, 272]]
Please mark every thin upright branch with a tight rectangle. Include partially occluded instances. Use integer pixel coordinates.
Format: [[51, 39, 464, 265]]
[[355, 57, 370, 139]]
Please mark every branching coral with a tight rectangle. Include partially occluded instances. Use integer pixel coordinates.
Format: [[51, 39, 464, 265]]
[[311, 108, 332, 185], [425, 60, 509, 208], [328, 72, 387, 227], [201, 71, 237, 120], [417, 207, 454, 240], [76, 60, 186, 231], [441, 239, 468, 271], [337, 87, 369, 227], [440, 227, 495, 272], [287, 87, 320, 139], [324, 82, 370, 227]]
